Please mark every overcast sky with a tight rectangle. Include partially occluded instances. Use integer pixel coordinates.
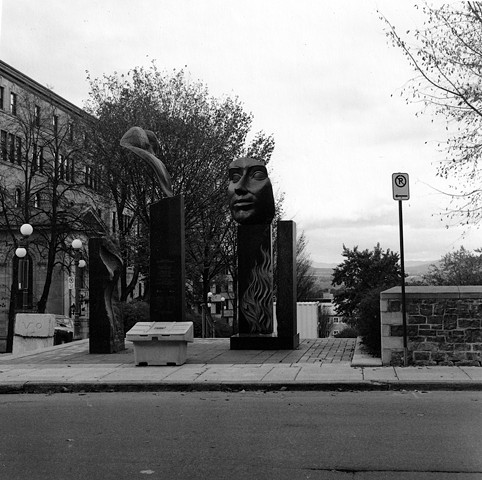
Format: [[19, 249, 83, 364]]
[[0, 0, 479, 265]]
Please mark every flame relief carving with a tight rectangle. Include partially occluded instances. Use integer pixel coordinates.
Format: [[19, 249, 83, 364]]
[[240, 243, 273, 334]]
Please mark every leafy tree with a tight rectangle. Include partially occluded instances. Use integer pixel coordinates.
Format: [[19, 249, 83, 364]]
[[85, 63, 275, 307], [382, 2, 482, 226], [423, 246, 482, 285], [332, 244, 402, 355], [318, 304, 331, 338]]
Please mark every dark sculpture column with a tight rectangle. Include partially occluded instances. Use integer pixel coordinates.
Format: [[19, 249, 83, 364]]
[[88, 238, 125, 353], [150, 196, 186, 322], [275, 220, 300, 349]]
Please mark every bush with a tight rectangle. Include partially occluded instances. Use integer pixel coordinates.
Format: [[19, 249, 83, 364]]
[[334, 327, 358, 338], [357, 289, 382, 356], [186, 309, 202, 337], [121, 300, 150, 333]]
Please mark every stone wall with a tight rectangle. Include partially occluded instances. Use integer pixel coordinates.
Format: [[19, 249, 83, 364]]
[[381, 286, 482, 366]]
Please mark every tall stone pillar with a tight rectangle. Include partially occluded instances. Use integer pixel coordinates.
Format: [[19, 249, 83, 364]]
[[275, 220, 299, 349], [149, 196, 186, 322]]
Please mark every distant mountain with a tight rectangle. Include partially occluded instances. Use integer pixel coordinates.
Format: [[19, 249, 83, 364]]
[[404, 260, 438, 275], [311, 260, 438, 277], [312, 262, 337, 269]]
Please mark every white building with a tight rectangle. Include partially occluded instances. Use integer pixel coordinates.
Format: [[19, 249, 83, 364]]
[[319, 293, 349, 337]]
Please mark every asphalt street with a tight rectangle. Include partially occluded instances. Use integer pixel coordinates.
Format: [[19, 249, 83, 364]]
[[1, 391, 481, 479]]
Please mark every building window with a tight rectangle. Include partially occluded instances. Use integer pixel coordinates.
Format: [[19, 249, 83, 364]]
[[112, 211, 116, 234], [8, 133, 15, 163], [16, 136, 22, 165], [33, 193, 41, 208], [14, 188, 22, 207], [121, 214, 131, 232], [1, 130, 7, 161], [33, 144, 44, 172], [10, 92, 17, 115], [68, 123, 74, 142], [85, 165, 93, 188], [53, 114, 58, 135], [14, 254, 33, 310], [333, 317, 339, 324], [58, 154, 65, 180], [0, 86, 4, 110], [34, 105, 41, 127], [333, 330, 339, 336]]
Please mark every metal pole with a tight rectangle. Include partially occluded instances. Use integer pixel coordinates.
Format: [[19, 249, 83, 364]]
[[201, 304, 206, 338], [74, 256, 81, 340], [398, 200, 408, 367]]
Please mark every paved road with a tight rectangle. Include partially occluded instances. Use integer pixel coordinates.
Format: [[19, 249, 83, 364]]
[[1, 391, 481, 479]]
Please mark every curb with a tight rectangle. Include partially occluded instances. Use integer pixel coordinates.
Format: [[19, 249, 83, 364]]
[[2, 380, 482, 394], [350, 337, 382, 368]]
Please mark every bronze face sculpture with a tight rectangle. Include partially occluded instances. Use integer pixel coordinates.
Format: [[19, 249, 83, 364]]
[[228, 157, 275, 225]]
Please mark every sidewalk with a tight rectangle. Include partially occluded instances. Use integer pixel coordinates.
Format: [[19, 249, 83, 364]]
[[0, 338, 481, 393]]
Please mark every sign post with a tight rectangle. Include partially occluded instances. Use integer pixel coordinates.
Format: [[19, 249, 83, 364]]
[[392, 173, 409, 367]]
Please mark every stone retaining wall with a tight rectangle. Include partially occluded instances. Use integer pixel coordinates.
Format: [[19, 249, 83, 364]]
[[380, 286, 482, 366]]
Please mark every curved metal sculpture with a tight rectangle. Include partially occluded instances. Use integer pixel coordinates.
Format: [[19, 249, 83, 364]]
[[120, 126, 173, 198], [89, 237, 125, 353]]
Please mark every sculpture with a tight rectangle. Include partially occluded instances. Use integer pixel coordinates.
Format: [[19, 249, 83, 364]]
[[228, 157, 275, 338], [89, 237, 124, 353], [228, 157, 275, 225], [120, 126, 186, 323], [120, 126, 173, 198], [229, 156, 299, 349]]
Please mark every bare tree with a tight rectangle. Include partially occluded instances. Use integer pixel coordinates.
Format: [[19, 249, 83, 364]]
[[0, 89, 103, 350], [381, 2, 482, 226], [296, 230, 317, 301]]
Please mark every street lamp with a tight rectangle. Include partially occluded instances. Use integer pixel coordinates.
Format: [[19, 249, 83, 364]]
[[202, 291, 213, 338], [207, 292, 216, 338], [71, 238, 84, 339], [15, 223, 33, 311], [220, 296, 226, 322]]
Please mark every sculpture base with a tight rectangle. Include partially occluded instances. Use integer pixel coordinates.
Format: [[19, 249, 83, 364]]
[[230, 333, 300, 350]]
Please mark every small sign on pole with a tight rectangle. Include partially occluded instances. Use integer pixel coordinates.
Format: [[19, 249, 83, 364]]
[[68, 276, 75, 290], [392, 173, 409, 200], [392, 172, 409, 366]]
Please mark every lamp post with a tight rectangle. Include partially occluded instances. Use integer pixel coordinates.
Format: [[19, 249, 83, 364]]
[[202, 291, 213, 338], [71, 238, 84, 339], [220, 296, 225, 321], [15, 223, 33, 311]]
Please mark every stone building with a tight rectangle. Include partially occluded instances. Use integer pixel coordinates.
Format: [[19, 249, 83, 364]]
[[0, 60, 112, 351]]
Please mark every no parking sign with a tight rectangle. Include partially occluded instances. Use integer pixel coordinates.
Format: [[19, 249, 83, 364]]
[[392, 173, 409, 201]]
